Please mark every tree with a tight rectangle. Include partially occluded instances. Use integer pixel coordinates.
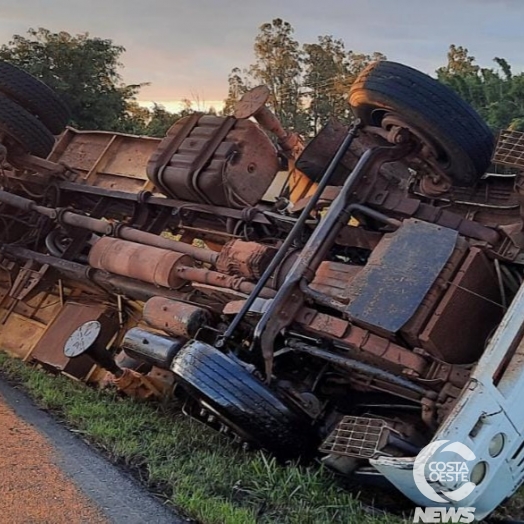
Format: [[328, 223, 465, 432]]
[[119, 101, 150, 135], [304, 36, 349, 132], [437, 45, 480, 78], [303, 37, 386, 133], [145, 104, 180, 137], [249, 19, 306, 132], [346, 51, 387, 79], [223, 67, 250, 115], [224, 20, 387, 136], [179, 98, 196, 118], [436, 44, 524, 131], [0, 27, 144, 131]]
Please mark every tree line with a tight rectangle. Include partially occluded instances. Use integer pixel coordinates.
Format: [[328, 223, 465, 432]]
[[1, 23, 522, 138]]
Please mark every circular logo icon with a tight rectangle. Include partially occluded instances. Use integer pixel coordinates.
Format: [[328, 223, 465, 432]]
[[413, 440, 476, 503]]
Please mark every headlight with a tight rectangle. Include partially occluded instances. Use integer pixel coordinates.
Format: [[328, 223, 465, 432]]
[[489, 433, 505, 458], [470, 461, 488, 485]]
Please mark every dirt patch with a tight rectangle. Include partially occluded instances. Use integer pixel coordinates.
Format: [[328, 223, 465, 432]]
[[0, 394, 107, 524]]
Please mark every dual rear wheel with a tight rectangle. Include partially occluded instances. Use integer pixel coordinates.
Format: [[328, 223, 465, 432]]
[[0, 61, 70, 158]]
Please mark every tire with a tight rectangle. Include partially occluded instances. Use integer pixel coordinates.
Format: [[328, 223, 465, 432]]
[[0, 93, 55, 158], [171, 341, 313, 455], [349, 61, 494, 186], [0, 61, 70, 134]]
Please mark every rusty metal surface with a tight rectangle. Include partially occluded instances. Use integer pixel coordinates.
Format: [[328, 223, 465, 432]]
[[419, 248, 504, 363], [117, 226, 218, 265], [400, 237, 469, 348], [346, 220, 458, 335], [234, 86, 302, 155], [296, 119, 411, 185], [174, 265, 276, 299], [320, 416, 389, 459], [0, 188, 221, 264], [309, 261, 362, 303], [373, 189, 501, 244], [234, 86, 271, 120], [295, 308, 428, 376], [216, 239, 275, 279], [31, 302, 114, 379], [143, 297, 211, 339], [88, 237, 192, 289], [6, 67, 524, 515], [335, 225, 383, 250], [412, 173, 519, 211], [493, 128, 524, 169], [218, 123, 365, 355], [253, 143, 413, 378], [49, 128, 159, 194], [287, 340, 431, 398], [147, 114, 280, 207], [1, 244, 195, 303], [111, 368, 163, 399]]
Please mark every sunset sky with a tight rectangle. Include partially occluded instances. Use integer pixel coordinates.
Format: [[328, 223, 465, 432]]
[[1, 0, 523, 112]]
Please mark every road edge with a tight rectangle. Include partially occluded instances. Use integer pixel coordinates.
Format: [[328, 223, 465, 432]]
[[0, 376, 185, 524]]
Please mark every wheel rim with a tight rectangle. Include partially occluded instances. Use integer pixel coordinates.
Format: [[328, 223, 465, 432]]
[[371, 110, 452, 170]]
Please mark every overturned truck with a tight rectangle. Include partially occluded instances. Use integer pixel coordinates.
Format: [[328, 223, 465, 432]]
[[1, 59, 524, 518]]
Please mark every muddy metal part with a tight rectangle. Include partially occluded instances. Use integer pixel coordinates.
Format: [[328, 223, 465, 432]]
[[122, 327, 185, 370], [309, 261, 363, 303], [217, 122, 365, 350], [87, 236, 274, 297], [32, 303, 119, 380], [418, 247, 504, 364], [234, 85, 302, 156], [296, 118, 411, 186], [294, 308, 470, 397], [174, 265, 276, 299], [89, 237, 193, 289], [143, 297, 211, 339], [216, 239, 275, 279], [0, 184, 282, 295], [4, 65, 524, 521], [0, 189, 220, 264], [294, 308, 429, 377], [286, 340, 432, 400], [147, 114, 280, 208], [0, 244, 194, 303], [111, 367, 164, 399], [63, 320, 166, 398], [253, 143, 414, 377], [64, 319, 123, 377]]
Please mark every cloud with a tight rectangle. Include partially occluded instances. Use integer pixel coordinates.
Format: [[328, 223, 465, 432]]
[[0, 0, 522, 104]]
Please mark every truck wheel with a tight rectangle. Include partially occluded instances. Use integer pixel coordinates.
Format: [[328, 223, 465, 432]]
[[349, 61, 494, 186], [0, 61, 70, 134], [0, 93, 55, 158], [171, 341, 313, 456]]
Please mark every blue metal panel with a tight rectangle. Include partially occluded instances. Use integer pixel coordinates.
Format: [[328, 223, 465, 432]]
[[373, 282, 524, 520], [346, 219, 458, 333]]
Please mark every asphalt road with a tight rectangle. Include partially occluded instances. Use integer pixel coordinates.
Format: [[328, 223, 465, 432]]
[[0, 377, 185, 524]]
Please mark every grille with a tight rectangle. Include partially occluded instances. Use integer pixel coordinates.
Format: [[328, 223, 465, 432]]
[[493, 129, 524, 169], [509, 440, 524, 484], [319, 416, 388, 459]]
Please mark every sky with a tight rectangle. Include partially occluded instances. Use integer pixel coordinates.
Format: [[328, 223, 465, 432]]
[[1, 0, 523, 112]]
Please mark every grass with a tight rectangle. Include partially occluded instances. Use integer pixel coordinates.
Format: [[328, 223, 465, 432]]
[[0, 353, 405, 524]]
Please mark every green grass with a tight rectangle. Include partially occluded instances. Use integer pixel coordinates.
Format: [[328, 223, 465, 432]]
[[0, 353, 405, 524]]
